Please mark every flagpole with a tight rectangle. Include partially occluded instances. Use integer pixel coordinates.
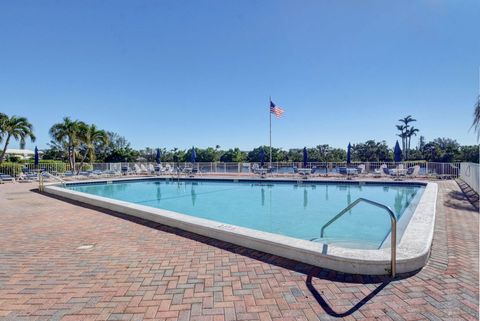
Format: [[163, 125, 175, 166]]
[[269, 96, 272, 168]]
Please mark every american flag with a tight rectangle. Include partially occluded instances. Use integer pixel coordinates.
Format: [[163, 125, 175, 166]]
[[270, 100, 284, 118]]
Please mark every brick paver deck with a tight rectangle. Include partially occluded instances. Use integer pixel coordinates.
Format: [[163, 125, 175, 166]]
[[0, 181, 478, 321]]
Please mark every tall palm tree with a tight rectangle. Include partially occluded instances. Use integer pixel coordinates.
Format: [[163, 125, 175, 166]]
[[396, 124, 407, 158], [49, 117, 84, 170], [0, 112, 8, 144], [0, 115, 36, 163], [406, 126, 419, 159], [397, 115, 417, 160], [472, 96, 480, 141], [76, 123, 109, 174]]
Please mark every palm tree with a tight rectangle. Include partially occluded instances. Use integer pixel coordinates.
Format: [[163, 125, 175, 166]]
[[0, 113, 8, 144], [396, 124, 407, 158], [49, 117, 84, 171], [406, 126, 419, 159], [472, 96, 480, 141], [0, 115, 36, 163], [76, 123, 109, 174], [397, 115, 417, 160]]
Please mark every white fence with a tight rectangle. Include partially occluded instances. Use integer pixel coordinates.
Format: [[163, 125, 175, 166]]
[[0, 161, 463, 179], [459, 162, 479, 194]]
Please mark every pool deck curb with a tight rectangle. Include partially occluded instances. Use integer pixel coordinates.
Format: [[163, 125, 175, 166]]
[[44, 178, 437, 275]]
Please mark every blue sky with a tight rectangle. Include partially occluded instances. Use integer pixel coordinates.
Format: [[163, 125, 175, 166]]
[[1, 0, 479, 151]]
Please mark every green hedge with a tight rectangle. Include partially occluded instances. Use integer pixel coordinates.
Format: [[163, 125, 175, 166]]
[[0, 161, 93, 176], [0, 163, 24, 176]]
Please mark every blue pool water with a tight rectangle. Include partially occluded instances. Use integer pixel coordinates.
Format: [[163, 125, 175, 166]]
[[67, 179, 424, 249]]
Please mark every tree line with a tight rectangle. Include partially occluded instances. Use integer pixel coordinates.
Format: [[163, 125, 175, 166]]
[[1, 113, 479, 165]]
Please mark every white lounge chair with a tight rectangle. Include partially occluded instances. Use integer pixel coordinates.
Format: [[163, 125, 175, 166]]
[[148, 164, 155, 174], [406, 165, 420, 178], [140, 164, 149, 174], [373, 164, 388, 178], [357, 164, 366, 174], [133, 164, 146, 175]]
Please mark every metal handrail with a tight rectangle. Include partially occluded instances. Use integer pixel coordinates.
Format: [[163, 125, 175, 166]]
[[320, 197, 397, 277], [39, 172, 66, 191]]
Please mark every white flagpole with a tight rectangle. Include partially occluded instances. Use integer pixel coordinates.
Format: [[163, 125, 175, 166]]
[[269, 96, 272, 167]]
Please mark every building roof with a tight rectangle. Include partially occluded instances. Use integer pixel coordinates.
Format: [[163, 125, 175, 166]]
[[5, 149, 42, 155]]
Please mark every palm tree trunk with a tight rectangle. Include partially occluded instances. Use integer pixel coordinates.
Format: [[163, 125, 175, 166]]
[[68, 146, 73, 171], [0, 135, 11, 163], [407, 136, 411, 160], [77, 151, 88, 175], [72, 146, 76, 171]]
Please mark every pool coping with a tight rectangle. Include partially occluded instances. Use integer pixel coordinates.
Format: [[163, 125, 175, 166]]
[[43, 177, 437, 275]]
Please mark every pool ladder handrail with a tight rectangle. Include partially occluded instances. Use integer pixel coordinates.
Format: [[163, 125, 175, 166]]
[[320, 197, 397, 277], [39, 171, 66, 191]]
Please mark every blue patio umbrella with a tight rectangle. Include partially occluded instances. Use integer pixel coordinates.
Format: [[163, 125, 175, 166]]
[[394, 141, 402, 162], [259, 147, 265, 167], [190, 146, 196, 163], [34, 146, 39, 167], [303, 147, 308, 168], [155, 148, 161, 164], [346, 143, 352, 164]]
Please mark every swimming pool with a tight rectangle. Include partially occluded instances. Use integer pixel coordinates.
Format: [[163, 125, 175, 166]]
[[45, 178, 437, 275], [66, 179, 424, 250]]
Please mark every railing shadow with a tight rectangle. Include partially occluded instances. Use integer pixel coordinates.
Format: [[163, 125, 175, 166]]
[[306, 275, 390, 317], [453, 180, 479, 211]]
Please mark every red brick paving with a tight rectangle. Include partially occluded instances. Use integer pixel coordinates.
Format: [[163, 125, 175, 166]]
[[0, 180, 478, 321]]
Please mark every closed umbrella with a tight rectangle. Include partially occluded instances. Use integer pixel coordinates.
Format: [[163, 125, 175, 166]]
[[260, 147, 265, 167], [346, 143, 351, 165], [34, 146, 39, 167], [191, 146, 196, 163], [156, 148, 161, 164], [303, 147, 308, 168], [394, 141, 402, 162]]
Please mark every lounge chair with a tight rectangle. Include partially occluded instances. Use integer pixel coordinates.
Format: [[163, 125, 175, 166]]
[[148, 164, 155, 174], [337, 167, 358, 176], [133, 164, 145, 175], [373, 164, 388, 178], [17, 172, 37, 182], [0, 173, 15, 182], [357, 164, 366, 174], [121, 166, 130, 175], [406, 165, 420, 178], [164, 164, 174, 174], [296, 167, 314, 179], [140, 164, 150, 174]]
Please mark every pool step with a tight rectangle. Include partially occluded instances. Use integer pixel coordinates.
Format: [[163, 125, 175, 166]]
[[310, 237, 380, 250]]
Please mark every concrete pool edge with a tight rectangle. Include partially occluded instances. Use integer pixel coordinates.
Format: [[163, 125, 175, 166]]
[[43, 179, 437, 275]]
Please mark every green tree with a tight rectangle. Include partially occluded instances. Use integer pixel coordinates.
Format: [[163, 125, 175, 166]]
[[0, 115, 36, 163], [247, 146, 286, 162], [472, 96, 480, 141], [220, 148, 247, 162], [195, 147, 219, 162], [422, 138, 460, 162], [0, 113, 8, 145], [406, 126, 419, 159], [458, 145, 479, 163], [352, 140, 392, 162], [397, 115, 417, 160], [49, 117, 84, 170], [76, 124, 109, 173]]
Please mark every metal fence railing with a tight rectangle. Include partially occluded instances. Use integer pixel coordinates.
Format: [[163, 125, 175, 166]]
[[460, 162, 479, 194], [0, 161, 464, 179]]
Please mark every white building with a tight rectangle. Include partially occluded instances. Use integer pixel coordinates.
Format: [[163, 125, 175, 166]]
[[3, 148, 42, 160]]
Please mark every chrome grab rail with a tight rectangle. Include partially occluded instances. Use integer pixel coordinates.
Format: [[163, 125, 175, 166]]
[[39, 171, 66, 191], [320, 197, 397, 277]]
